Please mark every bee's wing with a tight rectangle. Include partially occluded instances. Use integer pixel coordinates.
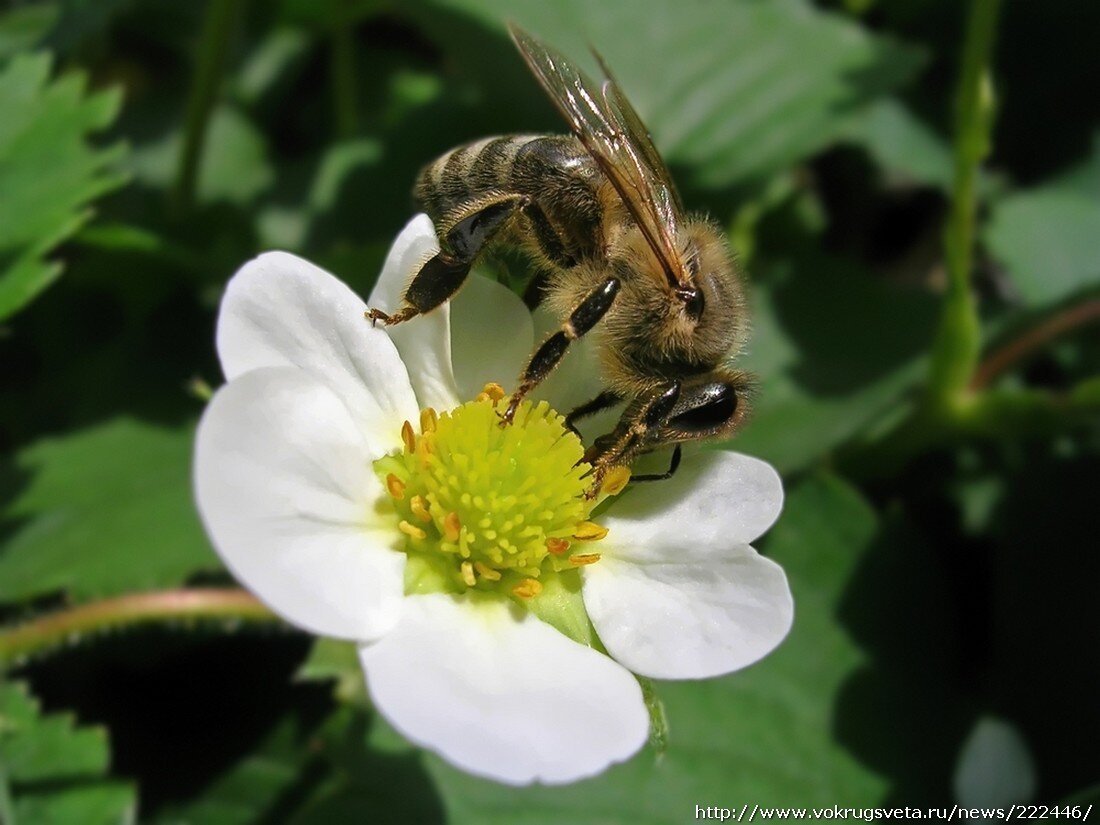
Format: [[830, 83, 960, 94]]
[[509, 24, 687, 292]]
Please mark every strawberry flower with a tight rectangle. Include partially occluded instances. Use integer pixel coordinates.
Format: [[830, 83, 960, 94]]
[[194, 215, 792, 785]]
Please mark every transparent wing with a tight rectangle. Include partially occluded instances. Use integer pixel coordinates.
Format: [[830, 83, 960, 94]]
[[509, 23, 687, 291]]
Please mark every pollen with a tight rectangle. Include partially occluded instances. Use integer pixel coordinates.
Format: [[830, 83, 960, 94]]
[[546, 537, 570, 555], [401, 420, 416, 453], [372, 389, 617, 598], [573, 521, 609, 542], [386, 473, 405, 500], [410, 495, 432, 523], [602, 465, 631, 497]]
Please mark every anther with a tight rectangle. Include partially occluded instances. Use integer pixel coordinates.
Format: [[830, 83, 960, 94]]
[[602, 466, 631, 497], [385, 473, 405, 500], [481, 382, 506, 402], [401, 420, 416, 453], [474, 561, 501, 581], [398, 520, 426, 540], [410, 495, 432, 523], [460, 561, 477, 587], [420, 407, 438, 433], [512, 578, 543, 599], [573, 521, 609, 541], [443, 511, 462, 542], [569, 553, 601, 566], [546, 537, 570, 555]]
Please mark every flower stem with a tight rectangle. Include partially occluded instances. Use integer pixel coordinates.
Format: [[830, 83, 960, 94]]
[[173, 0, 242, 212], [926, 0, 1002, 412], [637, 676, 669, 757], [0, 589, 282, 668], [971, 298, 1100, 390]]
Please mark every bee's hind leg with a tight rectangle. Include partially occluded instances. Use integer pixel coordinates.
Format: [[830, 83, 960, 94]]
[[500, 276, 621, 425], [367, 194, 527, 327]]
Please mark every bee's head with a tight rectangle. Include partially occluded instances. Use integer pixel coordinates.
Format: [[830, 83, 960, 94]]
[[644, 369, 754, 446], [672, 219, 746, 364]]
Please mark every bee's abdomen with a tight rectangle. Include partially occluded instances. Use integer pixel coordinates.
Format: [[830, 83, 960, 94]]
[[415, 135, 603, 269], [415, 135, 545, 219]]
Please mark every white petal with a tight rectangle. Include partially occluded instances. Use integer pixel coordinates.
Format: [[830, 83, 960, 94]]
[[359, 593, 649, 785], [583, 546, 793, 680], [602, 450, 784, 560], [450, 273, 534, 399], [367, 214, 461, 411], [529, 305, 609, 418], [217, 250, 418, 456], [194, 367, 405, 642], [582, 449, 791, 680]]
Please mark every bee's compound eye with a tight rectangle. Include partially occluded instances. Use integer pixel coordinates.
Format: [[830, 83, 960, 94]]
[[669, 382, 737, 433], [676, 287, 705, 321]]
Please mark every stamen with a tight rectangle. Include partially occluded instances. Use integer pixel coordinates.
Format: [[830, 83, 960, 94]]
[[401, 420, 416, 453], [386, 473, 405, 500], [460, 561, 477, 587], [374, 392, 610, 600], [602, 465, 631, 496], [512, 578, 543, 599], [443, 511, 462, 542], [410, 495, 432, 523], [546, 537, 570, 555], [573, 521, 609, 541], [481, 382, 506, 402], [474, 562, 501, 581], [398, 520, 426, 540], [420, 407, 438, 433]]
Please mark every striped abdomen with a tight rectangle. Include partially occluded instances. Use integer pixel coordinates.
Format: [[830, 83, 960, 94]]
[[415, 134, 605, 269]]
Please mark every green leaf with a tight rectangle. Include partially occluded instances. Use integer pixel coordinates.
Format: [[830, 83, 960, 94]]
[[128, 104, 273, 206], [0, 418, 219, 604], [734, 254, 937, 474], [0, 4, 59, 59], [840, 98, 953, 189], [416, 474, 888, 820], [296, 638, 369, 707], [409, 0, 924, 188], [984, 136, 1100, 309], [0, 680, 135, 825], [0, 52, 126, 320]]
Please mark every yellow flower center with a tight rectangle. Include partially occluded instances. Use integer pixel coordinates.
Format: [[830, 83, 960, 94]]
[[372, 384, 626, 600]]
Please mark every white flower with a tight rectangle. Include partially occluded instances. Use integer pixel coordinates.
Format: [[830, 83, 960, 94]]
[[193, 215, 793, 785]]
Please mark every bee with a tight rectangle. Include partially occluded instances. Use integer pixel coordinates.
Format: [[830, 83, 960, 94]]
[[367, 24, 750, 492]]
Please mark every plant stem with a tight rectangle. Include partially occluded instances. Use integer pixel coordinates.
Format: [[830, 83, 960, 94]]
[[971, 298, 1100, 389], [173, 0, 241, 212], [926, 0, 1002, 412], [0, 589, 282, 668]]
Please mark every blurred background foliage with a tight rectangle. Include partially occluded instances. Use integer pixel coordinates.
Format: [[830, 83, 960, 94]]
[[0, 0, 1098, 821]]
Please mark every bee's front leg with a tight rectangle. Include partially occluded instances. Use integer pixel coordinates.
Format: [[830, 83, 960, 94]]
[[581, 381, 682, 498], [367, 194, 528, 327], [500, 276, 621, 426]]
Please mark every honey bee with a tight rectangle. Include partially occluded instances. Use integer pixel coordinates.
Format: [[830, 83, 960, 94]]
[[367, 24, 750, 491]]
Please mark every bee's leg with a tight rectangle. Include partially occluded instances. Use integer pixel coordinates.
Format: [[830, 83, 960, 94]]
[[629, 444, 683, 483], [367, 194, 528, 326], [523, 269, 554, 310], [581, 381, 682, 497], [500, 276, 621, 425], [563, 390, 622, 435]]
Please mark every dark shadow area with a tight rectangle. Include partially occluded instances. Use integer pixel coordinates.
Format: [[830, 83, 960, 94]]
[[17, 628, 316, 814], [835, 457, 978, 804]]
